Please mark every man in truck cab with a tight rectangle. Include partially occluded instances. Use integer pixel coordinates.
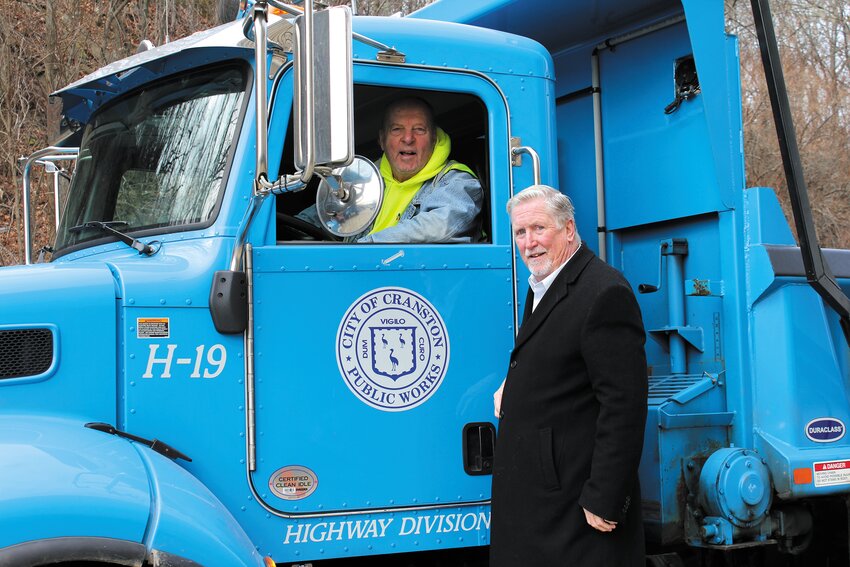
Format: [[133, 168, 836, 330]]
[[299, 96, 483, 243]]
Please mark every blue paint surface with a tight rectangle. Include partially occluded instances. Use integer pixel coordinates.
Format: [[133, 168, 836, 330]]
[[2, 0, 849, 562]]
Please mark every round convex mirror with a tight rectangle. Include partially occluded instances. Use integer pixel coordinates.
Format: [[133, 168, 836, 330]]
[[316, 156, 384, 237]]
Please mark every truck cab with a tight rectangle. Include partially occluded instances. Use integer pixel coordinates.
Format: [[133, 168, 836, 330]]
[[1, 8, 551, 565]]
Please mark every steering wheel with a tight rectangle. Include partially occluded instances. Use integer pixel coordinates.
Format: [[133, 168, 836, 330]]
[[276, 212, 331, 241]]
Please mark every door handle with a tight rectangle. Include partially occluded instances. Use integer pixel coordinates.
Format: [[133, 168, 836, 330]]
[[462, 422, 496, 475]]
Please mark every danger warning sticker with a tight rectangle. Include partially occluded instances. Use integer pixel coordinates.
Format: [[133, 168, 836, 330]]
[[813, 460, 850, 487], [137, 318, 170, 339]]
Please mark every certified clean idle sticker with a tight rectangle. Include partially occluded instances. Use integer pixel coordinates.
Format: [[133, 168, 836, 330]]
[[336, 287, 450, 411], [269, 465, 318, 500]]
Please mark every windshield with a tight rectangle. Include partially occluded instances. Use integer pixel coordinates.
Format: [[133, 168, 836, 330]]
[[54, 64, 248, 254]]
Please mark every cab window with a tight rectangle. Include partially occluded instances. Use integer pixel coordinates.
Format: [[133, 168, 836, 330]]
[[275, 86, 490, 244]]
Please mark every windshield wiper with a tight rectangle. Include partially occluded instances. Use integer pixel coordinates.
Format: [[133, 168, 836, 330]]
[[68, 220, 158, 256]]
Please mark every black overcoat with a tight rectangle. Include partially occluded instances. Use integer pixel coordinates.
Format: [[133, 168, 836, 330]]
[[490, 244, 648, 566]]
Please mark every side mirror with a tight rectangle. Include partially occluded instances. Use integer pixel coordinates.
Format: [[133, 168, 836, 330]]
[[294, 6, 353, 172], [315, 156, 384, 237]]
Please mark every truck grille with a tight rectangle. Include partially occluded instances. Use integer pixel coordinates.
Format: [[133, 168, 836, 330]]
[[0, 328, 54, 379]]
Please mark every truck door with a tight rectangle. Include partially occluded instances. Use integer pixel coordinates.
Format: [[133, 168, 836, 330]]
[[248, 70, 514, 522]]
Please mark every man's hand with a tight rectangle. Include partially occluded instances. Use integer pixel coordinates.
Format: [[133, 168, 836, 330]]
[[583, 508, 617, 532], [493, 379, 505, 418]]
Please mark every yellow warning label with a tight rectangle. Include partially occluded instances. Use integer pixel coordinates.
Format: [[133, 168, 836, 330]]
[[137, 318, 170, 339]]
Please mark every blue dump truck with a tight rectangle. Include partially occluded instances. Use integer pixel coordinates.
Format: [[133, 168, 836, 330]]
[[4, 0, 850, 565]]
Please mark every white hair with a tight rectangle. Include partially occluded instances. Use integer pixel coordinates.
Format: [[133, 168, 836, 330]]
[[506, 184, 577, 232]]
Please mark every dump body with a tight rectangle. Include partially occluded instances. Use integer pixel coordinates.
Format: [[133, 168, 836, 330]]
[[418, 0, 850, 552]]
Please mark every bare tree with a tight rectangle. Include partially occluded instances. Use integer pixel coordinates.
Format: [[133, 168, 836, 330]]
[[728, 0, 850, 248], [0, 0, 219, 265], [0, 0, 40, 262]]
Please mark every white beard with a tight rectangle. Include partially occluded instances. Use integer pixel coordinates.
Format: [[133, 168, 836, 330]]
[[525, 248, 553, 278]]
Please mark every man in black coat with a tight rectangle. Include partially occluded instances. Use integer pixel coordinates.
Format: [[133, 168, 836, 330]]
[[490, 185, 648, 566]]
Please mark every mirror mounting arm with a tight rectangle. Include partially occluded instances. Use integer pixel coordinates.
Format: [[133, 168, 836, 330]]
[[252, 0, 270, 192], [256, 172, 310, 196], [295, 0, 316, 184], [254, 0, 318, 196]]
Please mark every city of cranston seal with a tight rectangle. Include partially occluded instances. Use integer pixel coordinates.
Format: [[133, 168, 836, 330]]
[[336, 287, 450, 411]]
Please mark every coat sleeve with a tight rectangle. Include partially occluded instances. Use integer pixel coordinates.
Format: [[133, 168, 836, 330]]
[[577, 280, 648, 522], [358, 171, 483, 244]]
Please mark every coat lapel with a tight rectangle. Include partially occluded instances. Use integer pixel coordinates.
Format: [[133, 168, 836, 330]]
[[513, 244, 594, 352], [521, 287, 534, 325]]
